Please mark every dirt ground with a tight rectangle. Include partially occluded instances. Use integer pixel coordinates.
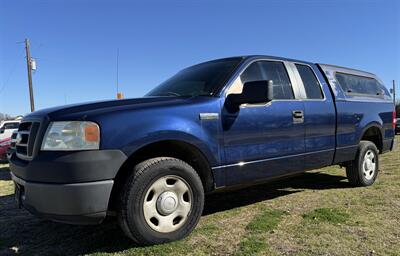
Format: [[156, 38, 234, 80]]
[[0, 137, 399, 255]]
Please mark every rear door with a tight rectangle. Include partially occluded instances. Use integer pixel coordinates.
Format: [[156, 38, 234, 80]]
[[220, 60, 306, 186], [291, 63, 336, 169]]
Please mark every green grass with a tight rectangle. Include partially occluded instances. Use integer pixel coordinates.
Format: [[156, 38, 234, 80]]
[[236, 209, 287, 255], [236, 238, 268, 256], [0, 136, 399, 255], [246, 209, 287, 233], [302, 208, 350, 224]]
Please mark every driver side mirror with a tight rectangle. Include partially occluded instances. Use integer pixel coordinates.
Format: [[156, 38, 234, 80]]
[[0, 129, 4, 134], [227, 80, 274, 108]]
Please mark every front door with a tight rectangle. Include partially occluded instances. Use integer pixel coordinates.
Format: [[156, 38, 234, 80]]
[[220, 60, 305, 186]]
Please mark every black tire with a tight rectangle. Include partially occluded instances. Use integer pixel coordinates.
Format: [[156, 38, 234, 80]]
[[117, 157, 204, 245], [346, 140, 379, 186]]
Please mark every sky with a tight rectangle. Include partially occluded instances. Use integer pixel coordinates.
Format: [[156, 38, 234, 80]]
[[0, 0, 399, 116]]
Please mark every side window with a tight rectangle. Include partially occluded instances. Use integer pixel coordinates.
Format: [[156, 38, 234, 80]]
[[295, 64, 323, 99], [335, 73, 382, 96], [228, 61, 294, 100]]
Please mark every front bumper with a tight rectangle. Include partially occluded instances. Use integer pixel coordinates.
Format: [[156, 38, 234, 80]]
[[9, 149, 127, 224], [9, 150, 127, 183], [12, 173, 113, 224]]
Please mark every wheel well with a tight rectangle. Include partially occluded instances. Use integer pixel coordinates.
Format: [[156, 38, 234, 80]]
[[108, 140, 215, 210], [361, 126, 383, 153]]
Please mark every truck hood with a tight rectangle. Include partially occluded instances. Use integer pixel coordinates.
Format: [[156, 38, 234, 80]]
[[24, 96, 193, 120]]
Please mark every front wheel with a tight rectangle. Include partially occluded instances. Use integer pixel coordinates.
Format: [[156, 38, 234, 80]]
[[346, 140, 379, 186], [117, 157, 204, 245]]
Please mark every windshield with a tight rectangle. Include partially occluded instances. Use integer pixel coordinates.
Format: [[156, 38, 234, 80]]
[[146, 57, 242, 97]]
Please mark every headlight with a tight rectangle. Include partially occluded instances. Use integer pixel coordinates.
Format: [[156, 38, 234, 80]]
[[41, 121, 100, 151]]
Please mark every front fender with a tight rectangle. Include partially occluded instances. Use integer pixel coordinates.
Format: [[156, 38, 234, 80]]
[[122, 129, 219, 166], [100, 114, 221, 167]]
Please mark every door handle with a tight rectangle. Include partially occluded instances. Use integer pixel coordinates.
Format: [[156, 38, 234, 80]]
[[292, 110, 303, 118], [292, 110, 304, 124]]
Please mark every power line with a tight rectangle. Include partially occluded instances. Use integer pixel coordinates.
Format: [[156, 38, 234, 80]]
[[0, 47, 25, 95]]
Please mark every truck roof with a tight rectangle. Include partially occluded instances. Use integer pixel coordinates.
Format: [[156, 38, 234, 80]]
[[241, 55, 315, 66], [317, 63, 377, 79], [237, 55, 378, 79], [234, 55, 389, 101]]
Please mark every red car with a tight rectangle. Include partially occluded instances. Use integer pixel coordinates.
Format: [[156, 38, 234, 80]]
[[0, 137, 12, 162]]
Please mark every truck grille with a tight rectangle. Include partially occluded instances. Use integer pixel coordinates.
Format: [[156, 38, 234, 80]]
[[16, 121, 40, 160]]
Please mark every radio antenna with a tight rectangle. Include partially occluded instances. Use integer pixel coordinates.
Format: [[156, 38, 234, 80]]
[[116, 48, 119, 95]]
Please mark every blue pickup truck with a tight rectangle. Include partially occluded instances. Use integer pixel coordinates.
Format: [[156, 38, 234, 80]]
[[10, 55, 396, 245]]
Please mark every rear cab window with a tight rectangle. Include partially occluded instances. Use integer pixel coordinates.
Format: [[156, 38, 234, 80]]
[[317, 64, 392, 102], [335, 73, 388, 97]]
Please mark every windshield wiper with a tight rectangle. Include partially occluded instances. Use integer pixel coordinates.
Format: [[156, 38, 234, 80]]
[[160, 91, 182, 97]]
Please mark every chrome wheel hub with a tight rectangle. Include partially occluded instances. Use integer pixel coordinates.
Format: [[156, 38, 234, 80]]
[[143, 175, 192, 233], [362, 150, 376, 180]]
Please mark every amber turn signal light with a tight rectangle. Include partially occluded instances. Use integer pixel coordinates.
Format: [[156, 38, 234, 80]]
[[85, 123, 100, 142]]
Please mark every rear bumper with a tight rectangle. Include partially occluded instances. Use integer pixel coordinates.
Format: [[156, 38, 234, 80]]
[[0, 146, 9, 161], [0, 153, 7, 161], [11, 173, 113, 225]]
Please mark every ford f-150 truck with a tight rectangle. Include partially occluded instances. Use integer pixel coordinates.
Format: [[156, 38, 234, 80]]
[[10, 55, 396, 245]]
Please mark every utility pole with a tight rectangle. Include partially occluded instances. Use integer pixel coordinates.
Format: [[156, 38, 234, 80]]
[[25, 38, 35, 112]]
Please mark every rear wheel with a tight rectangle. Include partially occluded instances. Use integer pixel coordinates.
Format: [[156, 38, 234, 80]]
[[346, 140, 379, 186], [117, 157, 204, 245]]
